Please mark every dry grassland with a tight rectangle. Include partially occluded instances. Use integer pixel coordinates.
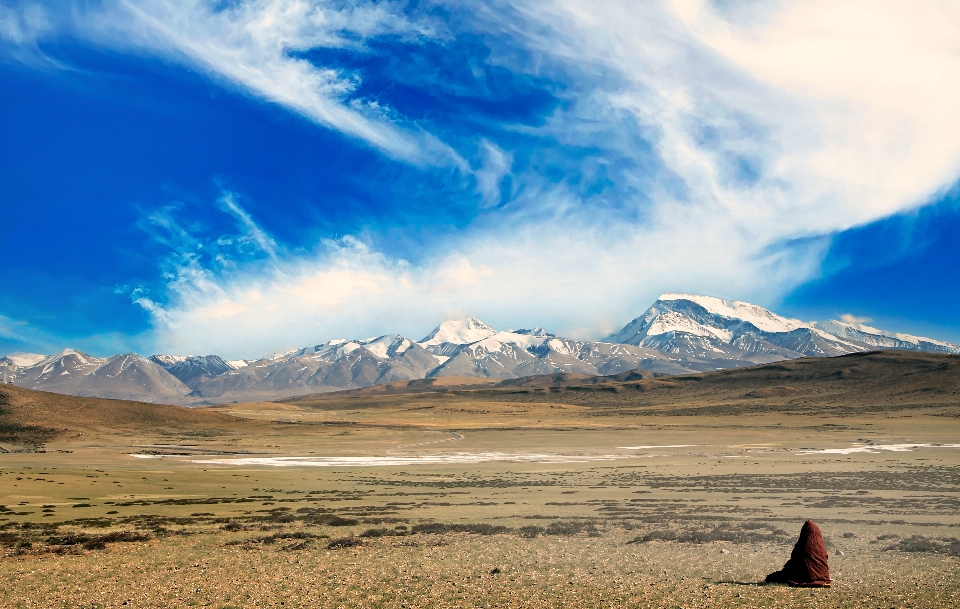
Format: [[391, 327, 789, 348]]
[[1, 354, 959, 608]]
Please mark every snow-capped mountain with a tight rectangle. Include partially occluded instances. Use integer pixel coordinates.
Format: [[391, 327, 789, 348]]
[[187, 335, 442, 402], [604, 294, 960, 365], [813, 320, 960, 354], [417, 317, 498, 359], [179, 325, 693, 400], [150, 354, 234, 389], [426, 328, 684, 379], [4, 294, 958, 403], [3, 349, 190, 403]]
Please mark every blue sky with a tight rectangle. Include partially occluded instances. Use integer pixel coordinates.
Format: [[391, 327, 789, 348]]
[[2, 0, 960, 359]]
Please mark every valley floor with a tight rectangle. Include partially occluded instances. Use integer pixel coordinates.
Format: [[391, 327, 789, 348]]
[[0, 390, 958, 608]]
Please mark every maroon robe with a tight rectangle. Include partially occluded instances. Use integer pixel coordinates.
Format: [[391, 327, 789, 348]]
[[765, 520, 831, 587]]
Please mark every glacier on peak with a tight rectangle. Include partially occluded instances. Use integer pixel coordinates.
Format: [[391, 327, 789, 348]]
[[418, 317, 497, 347]]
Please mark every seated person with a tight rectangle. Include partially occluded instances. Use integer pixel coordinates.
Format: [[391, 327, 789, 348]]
[[765, 520, 831, 587]]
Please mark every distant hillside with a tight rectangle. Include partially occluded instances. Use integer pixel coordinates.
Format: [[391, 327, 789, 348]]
[[0, 383, 251, 450], [287, 351, 960, 417], [279, 369, 664, 401]]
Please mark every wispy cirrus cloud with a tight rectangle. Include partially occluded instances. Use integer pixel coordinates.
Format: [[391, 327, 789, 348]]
[[495, 0, 960, 231], [0, 3, 50, 44], [78, 0, 465, 165]]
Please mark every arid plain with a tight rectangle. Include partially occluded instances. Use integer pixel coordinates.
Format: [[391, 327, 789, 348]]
[[1, 351, 958, 608]]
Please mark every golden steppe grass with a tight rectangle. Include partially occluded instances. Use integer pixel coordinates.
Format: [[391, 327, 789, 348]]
[[1, 352, 959, 608]]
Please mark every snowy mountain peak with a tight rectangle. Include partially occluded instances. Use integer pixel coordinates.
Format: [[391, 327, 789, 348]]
[[356, 334, 414, 359], [35, 348, 101, 369], [602, 294, 862, 363], [657, 294, 806, 333], [418, 317, 497, 347], [605, 294, 810, 344], [149, 354, 234, 388]]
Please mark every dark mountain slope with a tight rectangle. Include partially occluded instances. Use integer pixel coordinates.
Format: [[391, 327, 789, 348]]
[[285, 351, 960, 417]]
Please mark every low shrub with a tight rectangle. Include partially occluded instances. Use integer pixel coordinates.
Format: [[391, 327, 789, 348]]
[[326, 536, 363, 550], [627, 523, 788, 545], [360, 527, 406, 538], [82, 531, 150, 550], [884, 535, 960, 556], [307, 514, 359, 527], [411, 523, 511, 536]]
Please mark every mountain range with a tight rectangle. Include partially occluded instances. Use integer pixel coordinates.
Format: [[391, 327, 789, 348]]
[[2, 293, 957, 404]]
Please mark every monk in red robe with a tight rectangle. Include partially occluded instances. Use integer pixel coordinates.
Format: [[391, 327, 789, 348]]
[[765, 520, 831, 587]]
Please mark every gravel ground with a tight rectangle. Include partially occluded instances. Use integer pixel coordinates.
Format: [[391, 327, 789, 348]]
[[1, 526, 959, 608]]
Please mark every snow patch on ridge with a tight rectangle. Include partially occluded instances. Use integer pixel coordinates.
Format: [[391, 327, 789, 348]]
[[644, 310, 733, 341]]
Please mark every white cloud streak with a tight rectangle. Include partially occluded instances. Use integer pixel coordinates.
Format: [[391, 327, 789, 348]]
[[0, 3, 50, 44], [499, 0, 960, 232], [81, 0, 464, 165], [219, 192, 279, 260]]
